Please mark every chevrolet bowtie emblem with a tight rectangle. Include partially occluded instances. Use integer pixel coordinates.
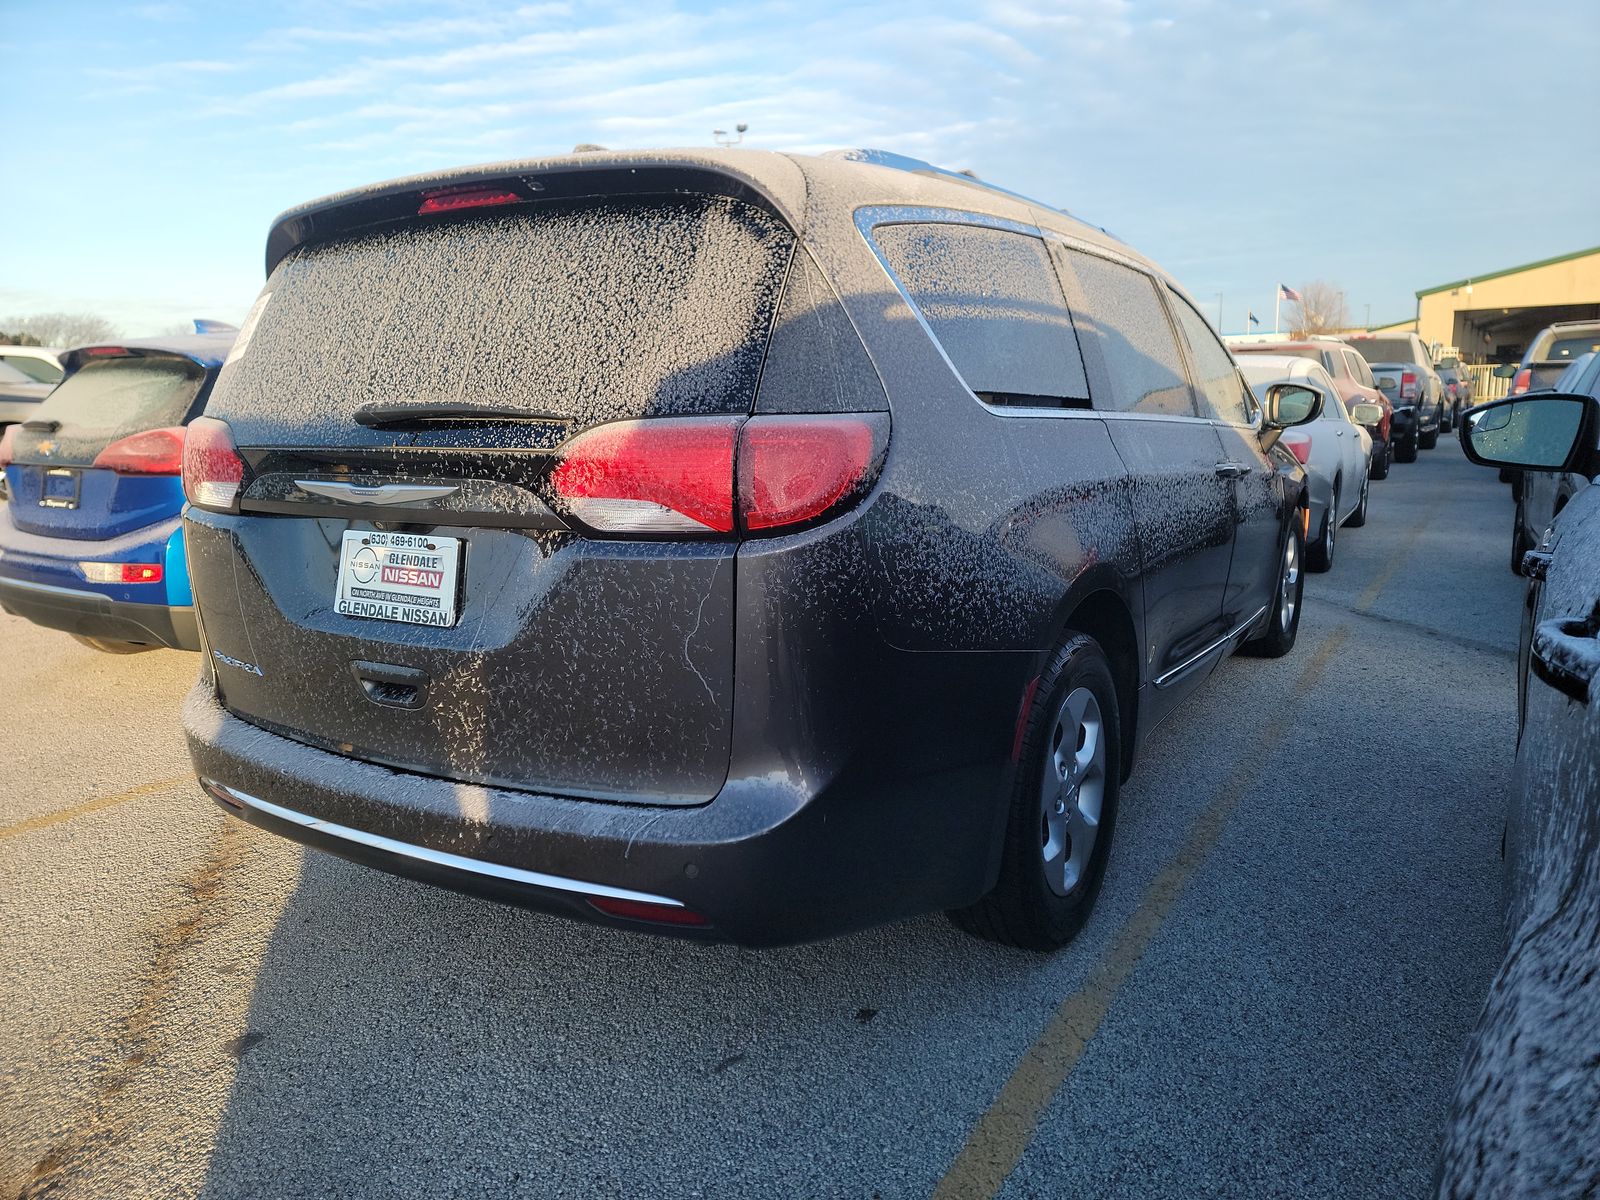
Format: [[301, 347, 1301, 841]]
[[38, 440, 55, 456]]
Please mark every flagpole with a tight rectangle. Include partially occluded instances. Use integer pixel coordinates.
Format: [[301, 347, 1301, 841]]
[[1274, 290, 1280, 335]]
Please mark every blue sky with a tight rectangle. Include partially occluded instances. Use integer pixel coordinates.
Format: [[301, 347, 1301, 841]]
[[4, 0, 1596, 336]]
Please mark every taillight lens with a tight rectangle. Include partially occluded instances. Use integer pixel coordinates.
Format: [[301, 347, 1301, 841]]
[[79, 561, 163, 584], [182, 416, 245, 512], [1511, 368, 1531, 396], [0, 424, 15, 469], [551, 417, 740, 533], [549, 414, 889, 538], [1400, 372, 1418, 400], [739, 414, 888, 532], [1281, 431, 1313, 464], [92, 427, 185, 475]]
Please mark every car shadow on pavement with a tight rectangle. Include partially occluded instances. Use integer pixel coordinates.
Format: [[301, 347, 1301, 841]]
[[195, 846, 1059, 1199]]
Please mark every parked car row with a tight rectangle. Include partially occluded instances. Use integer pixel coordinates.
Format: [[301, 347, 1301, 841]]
[[2, 147, 1413, 952]]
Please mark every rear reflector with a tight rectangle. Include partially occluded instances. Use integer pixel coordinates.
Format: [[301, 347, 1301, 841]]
[[588, 896, 709, 926], [418, 186, 524, 215], [550, 413, 889, 538], [92, 426, 185, 475], [79, 561, 163, 584], [181, 416, 245, 511], [1280, 431, 1313, 465]]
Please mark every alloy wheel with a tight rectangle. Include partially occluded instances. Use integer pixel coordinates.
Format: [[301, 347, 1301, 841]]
[[1040, 686, 1106, 897], [1279, 530, 1300, 632]]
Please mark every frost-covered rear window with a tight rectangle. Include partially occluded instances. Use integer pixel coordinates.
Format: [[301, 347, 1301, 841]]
[[16, 355, 204, 465], [216, 196, 795, 442], [872, 223, 1091, 408]]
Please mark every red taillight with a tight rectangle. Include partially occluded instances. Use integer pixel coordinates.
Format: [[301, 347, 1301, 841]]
[[587, 896, 709, 927], [83, 346, 130, 358], [1399, 372, 1418, 400], [1281, 431, 1313, 464], [181, 416, 245, 511], [738, 415, 886, 531], [551, 417, 740, 533], [0, 424, 15, 469], [91, 427, 185, 475], [1511, 368, 1531, 396], [549, 414, 889, 537], [79, 561, 163, 584], [418, 185, 523, 215]]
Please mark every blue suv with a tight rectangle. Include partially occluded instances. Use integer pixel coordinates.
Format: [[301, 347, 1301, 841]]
[[0, 330, 234, 653]]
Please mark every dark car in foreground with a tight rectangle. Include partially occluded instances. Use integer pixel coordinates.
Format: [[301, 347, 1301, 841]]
[[1347, 332, 1446, 461], [1440, 391, 1600, 1198], [0, 332, 234, 652], [182, 147, 1317, 949]]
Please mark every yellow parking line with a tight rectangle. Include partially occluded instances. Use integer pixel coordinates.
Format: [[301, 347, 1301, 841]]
[[932, 629, 1347, 1199], [0, 777, 191, 842]]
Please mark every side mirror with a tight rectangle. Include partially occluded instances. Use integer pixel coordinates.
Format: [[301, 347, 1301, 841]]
[[1350, 402, 1384, 426], [1492, 363, 1518, 379], [1262, 382, 1323, 429], [1460, 393, 1597, 473]]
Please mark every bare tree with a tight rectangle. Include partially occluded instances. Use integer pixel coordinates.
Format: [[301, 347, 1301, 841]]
[[1287, 282, 1349, 338], [1, 311, 120, 347]]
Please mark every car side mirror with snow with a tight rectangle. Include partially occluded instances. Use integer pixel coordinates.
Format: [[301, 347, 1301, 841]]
[[1349, 402, 1384, 427], [1460, 394, 1598, 475]]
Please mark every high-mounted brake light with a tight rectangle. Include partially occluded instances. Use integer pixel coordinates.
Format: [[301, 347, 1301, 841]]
[[92, 427, 185, 475], [1399, 371, 1418, 401], [1280, 431, 1313, 465], [1511, 368, 1531, 396], [549, 414, 889, 538], [181, 416, 245, 511], [418, 186, 524, 215], [83, 346, 131, 358]]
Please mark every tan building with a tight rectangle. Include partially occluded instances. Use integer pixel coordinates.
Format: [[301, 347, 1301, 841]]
[[1415, 245, 1600, 363]]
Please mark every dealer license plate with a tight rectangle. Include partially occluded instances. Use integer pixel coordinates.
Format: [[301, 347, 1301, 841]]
[[334, 531, 461, 627]]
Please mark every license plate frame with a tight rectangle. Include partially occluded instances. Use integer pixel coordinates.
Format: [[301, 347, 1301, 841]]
[[40, 468, 80, 509], [334, 530, 462, 628]]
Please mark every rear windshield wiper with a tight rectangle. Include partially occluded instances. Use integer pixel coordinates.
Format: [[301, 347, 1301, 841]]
[[21, 418, 59, 432], [353, 402, 572, 428]]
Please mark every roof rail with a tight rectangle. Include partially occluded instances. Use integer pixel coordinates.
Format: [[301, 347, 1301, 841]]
[[823, 148, 1087, 224]]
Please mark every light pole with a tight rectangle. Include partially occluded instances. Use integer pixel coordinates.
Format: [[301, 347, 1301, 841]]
[[713, 123, 748, 147], [1364, 303, 1371, 329], [1215, 293, 1224, 331]]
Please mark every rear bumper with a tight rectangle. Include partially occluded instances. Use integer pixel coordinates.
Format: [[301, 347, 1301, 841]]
[[0, 575, 199, 649], [183, 677, 1017, 946]]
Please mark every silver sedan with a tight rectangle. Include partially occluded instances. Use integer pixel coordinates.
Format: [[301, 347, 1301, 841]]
[[1240, 354, 1381, 572]]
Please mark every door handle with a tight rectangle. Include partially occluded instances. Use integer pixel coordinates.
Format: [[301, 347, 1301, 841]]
[[1530, 616, 1598, 705], [1521, 549, 1553, 580], [1214, 462, 1250, 479]]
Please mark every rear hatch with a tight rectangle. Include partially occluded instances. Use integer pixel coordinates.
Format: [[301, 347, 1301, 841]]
[[190, 185, 798, 805], [5, 352, 203, 539]]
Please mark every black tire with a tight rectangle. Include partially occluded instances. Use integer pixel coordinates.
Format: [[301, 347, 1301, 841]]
[[949, 634, 1121, 951], [1306, 485, 1337, 572], [1370, 441, 1390, 481], [1396, 435, 1419, 464], [1510, 500, 1530, 575], [1239, 514, 1305, 659], [1419, 421, 1439, 450], [70, 634, 156, 655], [1344, 472, 1369, 528]]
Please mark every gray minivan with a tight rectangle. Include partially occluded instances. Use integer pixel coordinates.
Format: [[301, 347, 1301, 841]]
[[181, 148, 1317, 948]]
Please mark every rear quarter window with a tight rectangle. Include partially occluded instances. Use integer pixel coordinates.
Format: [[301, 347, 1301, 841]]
[[871, 222, 1091, 407], [1062, 250, 1194, 417]]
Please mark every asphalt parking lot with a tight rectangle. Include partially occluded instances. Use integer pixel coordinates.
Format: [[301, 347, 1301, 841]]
[[2, 436, 1527, 1200]]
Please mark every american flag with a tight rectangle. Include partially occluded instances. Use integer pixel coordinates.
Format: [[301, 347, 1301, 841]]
[[1278, 284, 1303, 303]]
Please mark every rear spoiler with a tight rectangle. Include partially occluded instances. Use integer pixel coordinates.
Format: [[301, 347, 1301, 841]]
[[60, 333, 237, 377], [264, 160, 800, 276]]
